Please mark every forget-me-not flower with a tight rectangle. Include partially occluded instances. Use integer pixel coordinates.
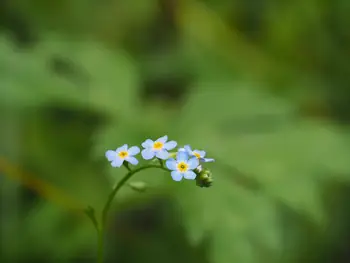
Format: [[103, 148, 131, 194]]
[[141, 135, 177, 160], [105, 144, 140, 167], [165, 151, 199, 181], [179, 145, 215, 163]]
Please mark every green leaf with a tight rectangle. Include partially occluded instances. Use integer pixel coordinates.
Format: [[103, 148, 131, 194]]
[[173, 82, 350, 263], [0, 34, 138, 115], [19, 203, 94, 261]]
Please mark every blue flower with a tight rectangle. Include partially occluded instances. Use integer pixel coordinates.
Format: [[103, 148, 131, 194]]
[[105, 144, 140, 167], [165, 151, 199, 181], [141, 135, 177, 160], [179, 145, 215, 163]]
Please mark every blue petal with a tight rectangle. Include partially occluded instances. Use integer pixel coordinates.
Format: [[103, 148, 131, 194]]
[[142, 139, 153, 148], [141, 148, 155, 160], [196, 164, 203, 172], [156, 149, 169, 160], [178, 147, 186, 152], [166, 158, 177, 170], [105, 150, 116, 161], [187, 157, 199, 170], [184, 145, 192, 153], [128, 146, 140, 156], [184, 170, 196, 180], [171, 171, 183, 181], [177, 151, 188, 161], [156, 135, 168, 144], [117, 144, 128, 152], [195, 150, 206, 158], [163, 141, 177, 150], [126, 156, 138, 165], [111, 157, 123, 167], [202, 158, 215, 162]]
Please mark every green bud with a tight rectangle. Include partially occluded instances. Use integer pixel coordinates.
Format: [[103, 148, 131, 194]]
[[150, 158, 159, 164], [195, 167, 213, 188], [128, 181, 148, 192], [168, 152, 177, 158]]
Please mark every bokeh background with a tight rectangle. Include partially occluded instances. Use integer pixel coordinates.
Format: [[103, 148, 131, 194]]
[[1, 0, 350, 262]]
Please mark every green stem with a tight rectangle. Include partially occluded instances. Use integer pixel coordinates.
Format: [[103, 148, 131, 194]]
[[123, 162, 132, 172], [102, 164, 168, 224], [97, 229, 104, 263], [158, 158, 164, 168], [97, 164, 169, 263]]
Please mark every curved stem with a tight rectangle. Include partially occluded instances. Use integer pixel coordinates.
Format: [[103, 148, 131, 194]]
[[102, 164, 168, 224], [97, 164, 168, 263]]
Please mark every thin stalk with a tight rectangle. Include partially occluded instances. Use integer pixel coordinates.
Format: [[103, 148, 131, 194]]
[[97, 229, 104, 263], [96, 164, 168, 263]]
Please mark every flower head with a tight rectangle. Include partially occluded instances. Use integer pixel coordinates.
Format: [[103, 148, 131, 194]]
[[179, 145, 215, 163], [105, 144, 140, 167], [165, 151, 199, 181], [141, 135, 177, 160], [195, 167, 213, 188]]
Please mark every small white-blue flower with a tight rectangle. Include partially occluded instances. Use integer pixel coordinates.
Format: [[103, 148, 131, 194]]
[[179, 145, 215, 163], [105, 144, 140, 167], [141, 135, 177, 160], [165, 151, 199, 181]]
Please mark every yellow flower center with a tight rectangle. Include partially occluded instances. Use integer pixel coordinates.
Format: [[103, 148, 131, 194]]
[[177, 162, 188, 173], [153, 141, 163, 150], [194, 152, 201, 159], [118, 151, 128, 159]]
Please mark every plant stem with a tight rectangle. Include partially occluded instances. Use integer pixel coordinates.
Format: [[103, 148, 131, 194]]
[[158, 158, 164, 168], [97, 164, 168, 263], [97, 229, 104, 263]]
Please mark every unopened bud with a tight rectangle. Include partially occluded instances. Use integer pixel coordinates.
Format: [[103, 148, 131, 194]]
[[128, 181, 148, 192], [195, 168, 213, 188]]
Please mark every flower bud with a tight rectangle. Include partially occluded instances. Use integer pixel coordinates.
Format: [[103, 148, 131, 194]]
[[195, 167, 213, 188], [128, 181, 148, 192], [168, 152, 177, 158]]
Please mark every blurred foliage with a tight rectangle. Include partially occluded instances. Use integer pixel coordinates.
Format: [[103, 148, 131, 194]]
[[1, 0, 350, 263]]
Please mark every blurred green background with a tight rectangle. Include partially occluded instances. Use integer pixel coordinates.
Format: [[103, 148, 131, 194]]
[[1, 0, 350, 262]]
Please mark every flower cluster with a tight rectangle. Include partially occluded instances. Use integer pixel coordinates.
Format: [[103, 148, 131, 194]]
[[105, 135, 214, 185]]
